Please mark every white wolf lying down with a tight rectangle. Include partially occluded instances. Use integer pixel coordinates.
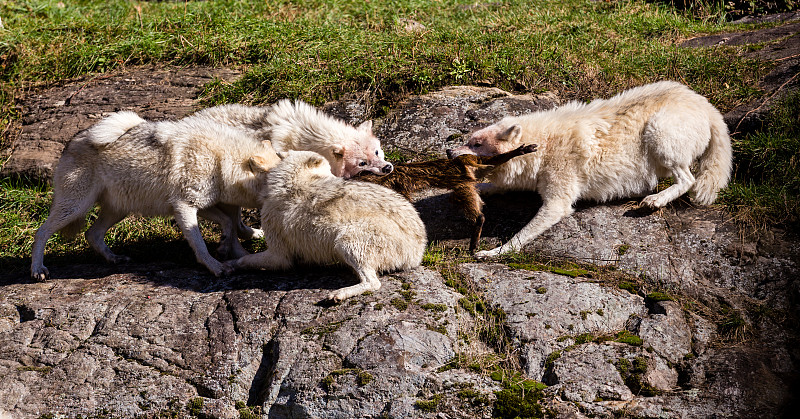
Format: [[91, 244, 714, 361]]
[[448, 81, 732, 258], [226, 151, 427, 302], [30, 112, 281, 280]]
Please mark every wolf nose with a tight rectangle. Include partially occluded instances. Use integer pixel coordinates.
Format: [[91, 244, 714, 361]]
[[446, 149, 454, 159], [382, 163, 393, 174]]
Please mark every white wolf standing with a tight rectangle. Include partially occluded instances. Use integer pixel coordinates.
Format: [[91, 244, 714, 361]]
[[30, 112, 281, 280], [448, 81, 732, 258], [227, 151, 427, 302], [193, 99, 394, 178]]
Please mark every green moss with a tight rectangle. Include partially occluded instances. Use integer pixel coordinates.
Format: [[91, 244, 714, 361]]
[[321, 375, 336, 391], [613, 330, 643, 346], [617, 244, 631, 255], [373, 303, 384, 311], [427, 323, 448, 335], [356, 371, 373, 386], [390, 298, 409, 311], [234, 401, 246, 410], [596, 309, 604, 316], [186, 397, 203, 417], [420, 303, 447, 312], [618, 281, 638, 294], [574, 333, 594, 345], [17, 365, 52, 374], [646, 292, 674, 302], [493, 386, 545, 419], [414, 394, 443, 412], [238, 406, 261, 419], [536, 287, 547, 294], [545, 351, 562, 369], [508, 262, 587, 278], [615, 357, 659, 397]]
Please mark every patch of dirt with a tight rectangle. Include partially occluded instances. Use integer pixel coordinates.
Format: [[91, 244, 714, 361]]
[[0, 65, 240, 182]]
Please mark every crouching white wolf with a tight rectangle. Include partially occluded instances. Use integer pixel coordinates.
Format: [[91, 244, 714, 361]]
[[448, 81, 732, 258], [226, 151, 427, 302], [30, 112, 281, 281], [193, 99, 394, 178]]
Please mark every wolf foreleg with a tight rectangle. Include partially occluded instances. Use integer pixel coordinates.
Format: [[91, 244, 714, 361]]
[[475, 196, 574, 258]]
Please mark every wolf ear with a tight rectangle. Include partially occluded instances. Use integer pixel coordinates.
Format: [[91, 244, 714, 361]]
[[261, 140, 275, 152], [332, 144, 345, 158], [248, 154, 273, 173], [357, 120, 373, 132], [498, 124, 522, 142], [306, 155, 326, 168]]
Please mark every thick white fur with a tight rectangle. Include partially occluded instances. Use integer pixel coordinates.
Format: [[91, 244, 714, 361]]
[[193, 99, 393, 178], [30, 114, 280, 280], [450, 81, 732, 258], [229, 151, 427, 302]]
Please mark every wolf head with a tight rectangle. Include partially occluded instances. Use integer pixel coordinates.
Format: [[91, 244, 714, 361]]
[[331, 120, 393, 179], [446, 119, 522, 158]]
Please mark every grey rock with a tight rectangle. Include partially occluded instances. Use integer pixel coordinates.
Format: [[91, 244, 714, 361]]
[[636, 301, 692, 364], [459, 263, 645, 379], [546, 343, 633, 402]]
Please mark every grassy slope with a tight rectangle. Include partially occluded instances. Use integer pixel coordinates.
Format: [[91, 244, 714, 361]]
[[0, 0, 793, 274]]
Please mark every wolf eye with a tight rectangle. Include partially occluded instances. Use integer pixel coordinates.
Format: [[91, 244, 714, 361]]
[[375, 150, 379, 156], [359, 161, 368, 167], [471, 143, 482, 148]]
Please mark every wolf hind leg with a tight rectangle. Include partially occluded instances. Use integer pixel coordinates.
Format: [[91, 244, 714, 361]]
[[227, 244, 292, 271], [30, 192, 99, 281], [198, 205, 249, 260], [85, 206, 131, 264], [641, 164, 695, 208], [326, 245, 381, 302], [327, 266, 381, 303]]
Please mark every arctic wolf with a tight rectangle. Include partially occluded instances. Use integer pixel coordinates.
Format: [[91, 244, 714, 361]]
[[356, 144, 537, 252], [227, 151, 427, 302], [193, 99, 393, 178], [448, 81, 732, 258], [30, 112, 281, 280]]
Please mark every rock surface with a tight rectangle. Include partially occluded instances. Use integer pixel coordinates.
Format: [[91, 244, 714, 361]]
[[2, 20, 800, 419]]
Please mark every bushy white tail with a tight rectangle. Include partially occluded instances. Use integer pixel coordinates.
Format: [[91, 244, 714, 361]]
[[692, 112, 732, 205], [87, 111, 145, 146]]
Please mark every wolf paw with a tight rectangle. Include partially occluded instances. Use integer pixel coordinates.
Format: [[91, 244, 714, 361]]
[[640, 194, 667, 209], [108, 254, 131, 264], [31, 266, 50, 282], [475, 247, 502, 259]]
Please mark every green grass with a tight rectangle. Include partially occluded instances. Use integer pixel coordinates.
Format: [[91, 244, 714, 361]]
[[721, 91, 800, 234]]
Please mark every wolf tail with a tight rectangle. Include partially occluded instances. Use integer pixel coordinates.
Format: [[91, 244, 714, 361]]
[[692, 111, 732, 205], [87, 111, 145, 147]]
